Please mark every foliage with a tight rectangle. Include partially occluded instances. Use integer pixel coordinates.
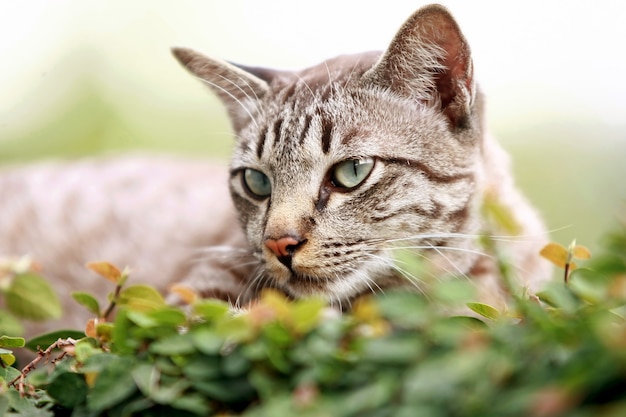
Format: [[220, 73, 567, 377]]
[[0, 256, 62, 362], [1, 224, 626, 416]]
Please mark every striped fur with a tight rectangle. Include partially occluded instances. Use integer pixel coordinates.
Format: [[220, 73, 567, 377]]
[[173, 4, 551, 307]]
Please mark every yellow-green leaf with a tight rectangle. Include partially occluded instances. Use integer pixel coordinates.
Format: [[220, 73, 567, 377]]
[[6, 273, 62, 320], [482, 191, 522, 234], [0, 310, 24, 337], [467, 302, 501, 320], [96, 322, 115, 342], [572, 245, 591, 260], [260, 289, 291, 322], [0, 351, 16, 366], [192, 300, 230, 321], [0, 335, 25, 348], [352, 297, 381, 323], [292, 298, 326, 334], [86, 261, 122, 284], [540, 243, 569, 268], [118, 284, 165, 312]]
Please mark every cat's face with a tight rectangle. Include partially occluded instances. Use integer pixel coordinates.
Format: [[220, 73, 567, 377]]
[[173, 5, 483, 302]]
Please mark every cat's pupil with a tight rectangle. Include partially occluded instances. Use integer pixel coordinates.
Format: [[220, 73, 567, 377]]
[[242, 168, 271, 198], [331, 158, 375, 189]]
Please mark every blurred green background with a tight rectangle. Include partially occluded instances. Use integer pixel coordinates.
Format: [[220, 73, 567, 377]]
[[1, 0, 624, 254]]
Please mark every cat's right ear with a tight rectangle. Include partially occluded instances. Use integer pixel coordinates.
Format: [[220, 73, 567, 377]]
[[172, 47, 270, 132], [362, 5, 475, 130]]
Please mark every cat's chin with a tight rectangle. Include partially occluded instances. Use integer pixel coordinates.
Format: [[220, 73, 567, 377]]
[[278, 270, 379, 304]]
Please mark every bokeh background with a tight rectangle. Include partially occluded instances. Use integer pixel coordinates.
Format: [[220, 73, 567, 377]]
[[1, 0, 624, 254]]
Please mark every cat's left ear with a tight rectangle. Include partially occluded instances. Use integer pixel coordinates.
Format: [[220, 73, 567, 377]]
[[362, 4, 475, 129], [172, 47, 272, 132]]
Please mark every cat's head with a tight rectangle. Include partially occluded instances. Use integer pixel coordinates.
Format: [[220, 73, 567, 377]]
[[173, 5, 484, 303]]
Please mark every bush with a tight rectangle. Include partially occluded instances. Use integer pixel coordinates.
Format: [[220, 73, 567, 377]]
[[1, 223, 626, 416]]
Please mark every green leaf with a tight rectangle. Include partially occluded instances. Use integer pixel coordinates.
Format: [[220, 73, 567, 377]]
[[466, 302, 501, 320], [6, 389, 54, 417], [193, 379, 256, 403], [118, 284, 165, 312], [361, 336, 424, 364], [215, 315, 255, 343], [192, 300, 230, 321], [71, 291, 101, 316], [0, 363, 21, 382], [432, 280, 477, 305], [132, 363, 159, 398], [191, 328, 224, 354], [24, 330, 85, 352], [292, 298, 325, 334], [482, 192, 522, 234], [74, 338, 101, 363], [87, 356, 137, 412], [0, 351, 16, 366], [96, 321, 115, 342], [146, 307, 187, 327], [0, 309, 24, 337], [149, 333, 196, 356], [125, 310, 159, 328], [171, 394, 211, 415], [5, 273, 62, 320], [47, 371, 88, 408], [0, 335, 25, 348], [133, 363, 195, 407]]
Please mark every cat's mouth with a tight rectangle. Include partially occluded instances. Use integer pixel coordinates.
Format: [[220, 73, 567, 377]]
[[279, 267, 381, 302], [284, 272, 332, 296]]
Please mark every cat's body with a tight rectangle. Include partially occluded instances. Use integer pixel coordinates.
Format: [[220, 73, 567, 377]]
[[1, 5, 549, 335]]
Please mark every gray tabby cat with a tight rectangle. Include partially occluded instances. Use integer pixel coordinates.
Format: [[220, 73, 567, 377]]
[[170, 4, 550, 305], [0, 4, 549, 334]]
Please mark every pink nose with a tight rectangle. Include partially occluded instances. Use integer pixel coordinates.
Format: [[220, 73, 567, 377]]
[[265, 236, 301, 257]]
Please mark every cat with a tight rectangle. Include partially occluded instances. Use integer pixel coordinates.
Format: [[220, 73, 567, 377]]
[[0, 4, 549, 337]]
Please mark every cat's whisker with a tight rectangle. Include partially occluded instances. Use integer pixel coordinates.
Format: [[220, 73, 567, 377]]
[[236, 264, 267, 308], [427, 244, 471, 282], [210, 131, 239, 140], [230, 73, 267, 118], [351, 265, 384, 296], [213, 71, 266, 119], [385, 229, 546, 244], [386, 245, 493, 260], [343, 57, 363, 90], [322, 59, 334, 85], [191, 246, 255, 257], [189, 250, 259, 270], [294, 74, 316, 101], [365, 253, 425, 295], [196, 76, 261, 130]]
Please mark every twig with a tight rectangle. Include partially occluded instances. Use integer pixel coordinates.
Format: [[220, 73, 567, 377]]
[[9, 337, 77, 396], [102, 283, 123, 320]]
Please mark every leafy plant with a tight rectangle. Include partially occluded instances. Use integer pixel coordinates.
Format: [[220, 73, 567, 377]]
[[1, 222, 626, 416], [0, 256, 62, 367]]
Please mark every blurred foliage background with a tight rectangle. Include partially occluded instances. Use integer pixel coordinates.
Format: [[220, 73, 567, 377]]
[[0, 0, 624, 255]]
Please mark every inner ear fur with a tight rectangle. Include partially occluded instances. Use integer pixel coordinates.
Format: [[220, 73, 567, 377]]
[[172, 47, 271, 132], [362, 4, 475, 129]]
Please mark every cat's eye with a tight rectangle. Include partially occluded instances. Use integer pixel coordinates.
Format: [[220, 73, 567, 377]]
[[242, 168, 271, 198], [330, 157, 375, 189]]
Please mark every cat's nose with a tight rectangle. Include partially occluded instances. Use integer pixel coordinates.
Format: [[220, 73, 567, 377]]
[[265, 236, 306, 268]]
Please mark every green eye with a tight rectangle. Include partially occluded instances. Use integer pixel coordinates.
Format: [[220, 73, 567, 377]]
[[242, 168, 271, 198], [331, 157, 375, 189]]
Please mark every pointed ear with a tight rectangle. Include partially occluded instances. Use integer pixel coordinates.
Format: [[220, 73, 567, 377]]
[[172, 47, 271, 132], [362, 5, 475, 129]]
